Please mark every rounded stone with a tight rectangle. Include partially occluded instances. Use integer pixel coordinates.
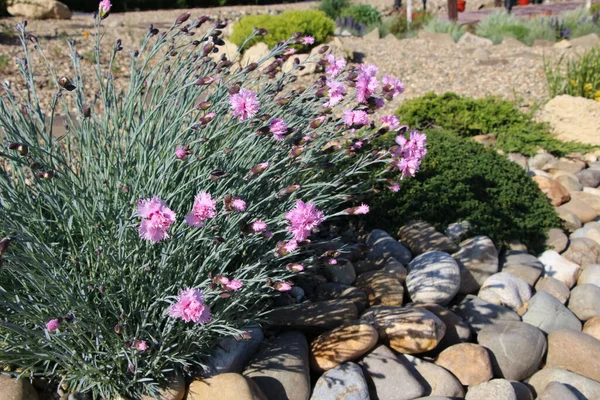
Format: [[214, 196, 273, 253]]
[[568, 284, 600, 321], [556, 207, 583, 232], [556, 173, 583, 192], [533, 176, 570, 206], [500, 251, 543, 287], [465, 379, 517, 400], [187, 373, 267, 400], [453, 236, 499, 294], [538, 250, 581, 288], [577, 264, 600, 287], [361, 306, 446, 354], [509, 381, 534, 400], [526, 368, 600, 399], [546, 228, 569, 253], [324, 260, 356, 285], [406, 251, 461, 305], [522, 291, 582, 334], [382, 257, 408, 282], [562, 237, 600, 267], [314, 283, 368, 313], [310, 321, 379, 372], [546, 329, 600, 383], [354, 270, 404, 307], [478, 272, 532, 315], [0, 375, 39, 400], [570, 191, 600, 212], [576, 168, 600, 187], [398, 221, 458, 255], [583, 316, 600, 340], [571, 225, 600, 245], [537, 382, 579, 400], [405, 355, 465, 398], [366, 229, 412, 265], [534, 276, 571, 304], [559, 199, 598, 223], [418, 303, 472, 353], [266, 299, 358, 331], [435, 343, 493, 386], [310, 362, 370, 400], [452, 295, 521, 334], [477, 321, 547, 381]]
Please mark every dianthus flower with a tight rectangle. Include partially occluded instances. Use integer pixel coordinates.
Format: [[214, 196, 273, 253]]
[[168, 288, 211, 324], [325, 54, 346, 78], [185, 192, 216, 227], [302, 36, 315, 45], [356, 64, 379, 103], [346, 204, 370, 215], [285, 200, 325, 242], [273, 281, 292, 292], [46, 318, 61, 332], [252, 220, 267, 232], [231, 198, 247, 212], [270, 118, 288, 141], [325, 79, 346, 107], [230, 88, 260, 122], [135, 340, 148, 351], [137, 197, 176, 243], [381, 115, 400, 131], [98, 0, 111, 18], [382, 75, 405, 99], [287, 263, 305, 272], [214, 275, 244, 291], [343, 110, 369, 128], [175, 146, 189, 160]]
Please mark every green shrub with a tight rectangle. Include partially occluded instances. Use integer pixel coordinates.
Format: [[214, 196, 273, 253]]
[[394, 92, 595, 156], [0, 54, 8, 72], [340, 4, 381, 26], [366, 129, 562, 253], [591, 3, 600, 15], [475, 11, 531, 44], [384, 10, 433, 38], [319, 0, 350, 20], [423, 18, 467, 42], [545, 46, 600, 101], [230, 10, 335, 50]]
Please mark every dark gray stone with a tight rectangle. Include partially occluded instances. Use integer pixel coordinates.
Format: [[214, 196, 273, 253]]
[[452, 295, 521, 334], [576, 168, 600, 188], [202, 325, 264, 377], [311, 362, 370, 400], [366, 229, 412, 265]]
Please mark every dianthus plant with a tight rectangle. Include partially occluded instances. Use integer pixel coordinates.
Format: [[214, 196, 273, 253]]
[[0, 8, 425, 399]]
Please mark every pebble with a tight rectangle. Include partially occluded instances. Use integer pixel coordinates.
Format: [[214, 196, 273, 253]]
[[477, 321, 547, 381], [243, 332, 310, 400], [0, 375, 39, 400], [545, 228, 569, 253], [360, 345, 426, 400], [568, 284, 600, 321], [453, 235, 499, 294], [187, 373, 267, 400], [537, 382, 580, 400], [465, 379, 518, 400], [452, 295, 521, 334], [406, 251, 461, 305], [361, 306, 446, 354], [435, 343, 493, 386], [324, 260, 356, 285], [366, 229, 412, 265], [266, 300, 358, 331], [354, 270, 404, 307], [534, 276, 571, 304], [538, 250, 581, 288], [562, 237, 600, 267], [527, 368, 600, 400], [202, 325, 264, 377], [310, 362, 370, 400], [398, 221, 458, 255], [478, 272, 532, 315], [577, 264, 600, 287], [522, 291, 581, 334], [310, 321, 379, 372], [405, 355, 465, 398], [314, 283, 368, 313], [546, 329, 600, 383]]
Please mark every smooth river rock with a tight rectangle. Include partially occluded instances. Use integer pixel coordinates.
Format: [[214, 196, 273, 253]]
[[538, 250, 581, 288], [583, 316, 600, 340], [478, 272, 532, 315], [568, 284, 600, 321], [453, 236, 499, 294], [266, 300, 358, 331], [546, 329, 600, 383], [354, 270, 404, 307], [527, 368, 600, 400], [465, 379, 518, 400], [366, 229, 412, 265], [405, 355, 465, 398], [435, 343, 493, 386], [452, 295, 521, 334], [562, 237, 600, 267], [406, 251, 461, 305], [398, 221, 458, 255], [500, 251, 543, 287], [310, 362, 370, 400], [522, 291, 582, 334], [314, 283, 368, 313], [534, 276, 571, 304], [187, 373, 267, 400], [577, 264, 600, 287], [537, 382, 580, 400]]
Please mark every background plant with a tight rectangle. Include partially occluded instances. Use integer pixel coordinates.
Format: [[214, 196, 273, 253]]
[[0, 12, 405, 399], [545, 46, 600, 101], [318, 0, 350, 20], [384, 9, 432, 38], [423, 18, 467, 42], [340, 4, 381, 26]]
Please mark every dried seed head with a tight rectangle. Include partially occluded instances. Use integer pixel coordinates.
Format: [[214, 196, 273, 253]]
[[215, 20, 227, 29], [228, 85, 240, 95], [245, 62, 258, 72], [0, 238, 11, 255], [17, 144, 28, 156]]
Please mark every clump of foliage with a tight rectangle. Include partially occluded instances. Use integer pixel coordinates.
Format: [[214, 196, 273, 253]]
[[319, 0, 350, 20], [0, 11, 412, 400], [591, 2, 600, 15], [385, 9, 433, 38], [366, 129, 562, 253], [340, 4, 381, 26], [0, 54, 9, 72], [395, 92, 595, 156], [475, 10, 531, 44], [335, 16, 366, 36], [545, 46, 600, 101], [230, 10, 335, 49], [423, 18, 467, 42]]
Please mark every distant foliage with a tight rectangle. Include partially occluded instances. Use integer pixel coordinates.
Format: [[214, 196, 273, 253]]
[[230, 10, 335, 49], [340, 4, 381, 26], [335, 16, 367, 36], [545, 46, 600, 102], [319, 0, 350, 20], [385, 9, 433, 38], [366, 129, 562, 254], [423, 18, 467, 42]]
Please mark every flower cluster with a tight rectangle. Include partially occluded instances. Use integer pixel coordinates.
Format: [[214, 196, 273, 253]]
[[137, 197, 177, 243], [393, 130, 428, 179], [167, 288, 211, 324], [285, 200, 325, 242]]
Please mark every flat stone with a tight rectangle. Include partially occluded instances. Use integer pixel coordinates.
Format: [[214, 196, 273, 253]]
[[406, 251, 461, 305], [562, 237, 600, 267], [244, 332, 310, 400], [202, 325, 264, 377], [576, 168, 600, 188], [398, 221, 458, 255], [477, 321, 547, 381], [360, 345, 426, 400], [556, 158, 587, 174], [501, 251, 544, 286], [310, 362, 370, 400], [453, 236, 499, 294], [324, 260, 356, 285], [556, 207, 583, 232], [539, 250, 581, 288], [452, 295, 521, 334], [405, 355, 465, 398], [546, 228, 569, 253], [534, 276, 571, 304], [361, 306, 446, 354], [532, 176, 570, 206], [419, 304, 472, 353], [559, 200, 598, 223], [522, 291, 581, 334], [578, 264, 600, 287], [583, 316, 600, 340], [554, 39, 573, 49], [418, 30, 455, 45], [187, 373, 267, 400], [568, 284, 600, 321], [310, 321, 378, 372], [0, 375, 39, 400], [570, 33, 600, 49], [537, 382, 580, 400], [478, 272, 532, 315], [314, 283, 368, 313], [465, 379, 517, 400], [546, 329, 600, 383], [435, 343, 493, 386], [366, 229, 412, 265], [266, 300, 358, 331], [527, 368, 600, 399], [354, 270, 404, 307]]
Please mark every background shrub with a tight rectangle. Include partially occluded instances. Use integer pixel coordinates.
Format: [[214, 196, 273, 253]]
[[319, 0, 350, 20], [475, 11, 531, 44], [366, 129, 562, 253], [394, 92, 594, 156], [384, 9, 433, 38], [230, 10, 335, 49], [545, 46, 600, 101], [340, 4, 381, 26], [423, 18, 467, 42]]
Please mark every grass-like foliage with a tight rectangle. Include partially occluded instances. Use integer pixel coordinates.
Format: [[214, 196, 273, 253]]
[[395, 92, 595, 156], [340, 4, 381, 26], [384, 10, 433, 38], [367, 129, 562, 253], [545, 46, 600, 101], [230, 10, 335, 50], [423, 18, 466, 42], [318, 0, 350, 20], [0, 11, 412, 399]]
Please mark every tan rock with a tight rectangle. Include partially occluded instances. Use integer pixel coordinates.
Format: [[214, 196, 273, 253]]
[[141, 374, 185, 400], [354, 270, 404, 307], [266, 299, 358, 330], [532, 176, 570, 206], [559, 199, 598, 223], [535, 276, 570, 304], [0, 375, 39, 400], [583, 317, 600, 340], [240, 43, 270, 67], [570, 191, 600, 213], [310, 321, 378, 372], [436, 343, 493, 386], [362, 306, 446, 354], [555, 206, 582, 232], [546, 329, 600, 383], [398, 220, 458, 255], [539, 95, 600, 146], [188, 374, 266, 400], [7, 0, 71, 19]]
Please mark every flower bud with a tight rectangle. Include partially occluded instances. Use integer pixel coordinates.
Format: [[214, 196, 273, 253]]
[[176, 11, 191, 25], [246, 162, 269, 180], [255, 28, 269, 36], [0, 238, 11, 255], [114, 324, 122, 334], [228, 85, 241, 95], [58, 76, 76, 91], [17, 144, 28, 156], [195, 15, 210, 27], [202, 42, 214, 56], [211, 29, 223, 37], [318, 45, 329, 54], [83, 105, 91, 118], [196, 101, 211, 110], [114, 39, 123, 52], [276, 184, 300, 199], [29, 162, 41, 170]]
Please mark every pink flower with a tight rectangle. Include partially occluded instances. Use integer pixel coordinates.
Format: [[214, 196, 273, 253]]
[[185, 192, 216, 227], [346, 204, 370, 215], [175, 147, 188, 160], [230, 88, 260, 122], [327, 258, 338, 265], [356, 64, 379, 103], [276, 240, 298, 256], [270, 118, 288, 141], [215, 275, 230, 286], [137, 197, 176, 243], [287, 263, 305, 272], [46, 318, 61, 332], [252, 220, 267, 232], [285, 200, 325, 242], [225, 279, 243, 291], [343, 110, 369, 128], [325, 79, 346, 107], [284, 48, 296, 56], [302, 36, 315, 45], [135, 340, 148, 351], [98, 0, 111, 17], [351, 140, 363, 150], [395, 156, 421, 179], [168, 288, 211, 324], [325, 54, 346, 78], [231, 198, 247, 212], [381, 115, 400, 131], [273, 281, 292, 292], [387, 181, 401, 192], [382, 75, 405, 99]]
